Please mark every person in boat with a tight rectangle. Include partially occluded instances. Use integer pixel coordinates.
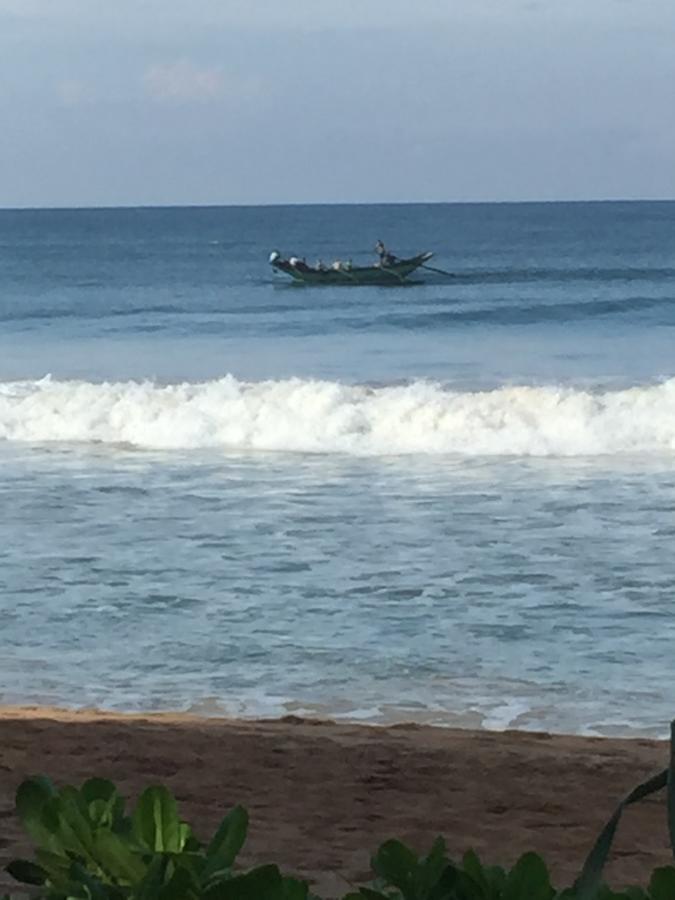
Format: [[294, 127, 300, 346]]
[[375, 240, 397, 267], [330, 259, 353, 272], [289, 256, 312, 273]]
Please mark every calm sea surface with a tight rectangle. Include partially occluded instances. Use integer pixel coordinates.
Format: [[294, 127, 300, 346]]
[[2, 201, 675, 736]]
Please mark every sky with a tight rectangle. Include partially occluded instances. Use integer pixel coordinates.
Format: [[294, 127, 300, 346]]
[[1, 0, 674, 207]]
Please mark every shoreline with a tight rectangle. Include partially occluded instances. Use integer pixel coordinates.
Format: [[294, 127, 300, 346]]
[[0, 701, 667, 740], [0, 706, 670, 895]]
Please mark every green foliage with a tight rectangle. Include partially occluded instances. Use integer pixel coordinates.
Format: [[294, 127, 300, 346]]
[[6, 716, 675, 900], [6, 776, 293, 900], [346, 841, 556, 900]]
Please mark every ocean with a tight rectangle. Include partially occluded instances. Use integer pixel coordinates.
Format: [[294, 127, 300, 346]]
[[1, 200, 675, 737]]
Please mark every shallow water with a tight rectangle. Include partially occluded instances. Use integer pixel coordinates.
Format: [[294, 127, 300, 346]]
[[1, 201, 675, 736]]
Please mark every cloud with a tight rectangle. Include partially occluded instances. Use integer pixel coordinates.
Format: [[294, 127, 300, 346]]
[[143, 60, 224, 103]]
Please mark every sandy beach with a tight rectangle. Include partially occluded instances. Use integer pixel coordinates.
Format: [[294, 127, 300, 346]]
[[0, 708, 670, 896]]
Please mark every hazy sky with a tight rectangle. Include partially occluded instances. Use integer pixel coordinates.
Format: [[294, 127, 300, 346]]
[[1, 0, 674, 207]]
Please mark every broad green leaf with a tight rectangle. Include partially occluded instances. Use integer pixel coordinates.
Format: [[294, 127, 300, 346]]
[[35, 848, 76, 891], [172, 850, 206, 882], [81, 779, 124, 829], [178, 823, 193, 854], [430, 864, 471, 900], [184, 834, 202, 853], [281, 876, 310, 900], [134, 855, 171, 900], [622, 889, 648, 900], [372, 840, 418, 897], [504, 852, 554, 900], [132, 786, 187, 854], [81, 778, 118, 805], [157, 864, 199, 900], [68, 862, 113, 900], [482, 864, 507, 892], [462, 850, 507, 900], [5, 859, 47, 885], [415, 837, 449, 899], [34, 786, 105, 875], [15, 776, 58, 845], [91, 830, 147, 884], [461, 850, 487, 891], [203, 864, 284, 900], [204, 805, 248, 877], [649, 866, 675, 900]]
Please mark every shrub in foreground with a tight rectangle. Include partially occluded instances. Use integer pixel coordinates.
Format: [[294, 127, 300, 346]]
[[5, 722, 675, 900], [3, 775, 307, 900]]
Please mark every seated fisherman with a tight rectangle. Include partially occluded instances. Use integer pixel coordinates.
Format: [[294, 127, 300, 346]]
[[288, 256, 310, 272]]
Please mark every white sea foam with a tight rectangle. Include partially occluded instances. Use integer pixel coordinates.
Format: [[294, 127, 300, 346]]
[[2, 374, 675, 456]]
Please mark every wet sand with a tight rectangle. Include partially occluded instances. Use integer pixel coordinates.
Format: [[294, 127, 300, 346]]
[[0, 708, 670, 896]]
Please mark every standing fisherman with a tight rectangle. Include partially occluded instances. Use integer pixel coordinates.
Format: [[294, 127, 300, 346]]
[[375, 239, 396, 267]]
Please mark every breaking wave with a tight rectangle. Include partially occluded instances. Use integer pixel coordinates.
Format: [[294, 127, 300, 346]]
[[2, 375, 675, 456]]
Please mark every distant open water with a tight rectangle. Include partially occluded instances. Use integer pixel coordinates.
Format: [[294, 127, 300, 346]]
[[1, 201, 675, 737]]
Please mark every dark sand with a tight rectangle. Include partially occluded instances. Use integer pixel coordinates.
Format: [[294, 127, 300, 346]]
[[0, 708, 670, 896]]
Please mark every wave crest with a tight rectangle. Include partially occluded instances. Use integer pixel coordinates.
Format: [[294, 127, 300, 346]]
[[1, 374, 675, 456]]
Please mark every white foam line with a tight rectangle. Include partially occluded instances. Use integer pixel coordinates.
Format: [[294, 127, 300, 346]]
[[2, 374, 675, 456]]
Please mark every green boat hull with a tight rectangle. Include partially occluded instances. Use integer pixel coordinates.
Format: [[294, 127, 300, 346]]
[[271, 252, 433, 285]]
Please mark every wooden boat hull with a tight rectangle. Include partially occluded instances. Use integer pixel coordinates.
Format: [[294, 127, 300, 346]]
[[271, 252, 433, 285]]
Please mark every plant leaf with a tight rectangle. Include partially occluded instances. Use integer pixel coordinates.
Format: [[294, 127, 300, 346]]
[[91, 830, 147, 884], [503, 852, 554, 900], [372, 840, 418, 898], [132, 786, 188, 854], [203, 864, 284, 900], [157, 864, 199, 900], [649, 866, 675, 900], [35, 848, 75, 891], [204, 805, 248, 876], [669, 721, 675, 861], [15, 776, 58, 845], [575, 767, 668, 900], [81, 778, 124, 830], [134, 855, 171, 900], [68, 861, 114, 900], [54, 786, 99, 862], [461, 850, 486, 890], [81, 778, 118, 806], [281, 876, 309, 900], [415, 837, 449, 899], [5, 859, 47, 885]]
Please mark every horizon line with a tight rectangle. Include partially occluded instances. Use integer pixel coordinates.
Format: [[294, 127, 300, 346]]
[[2, 196, 675, 213]]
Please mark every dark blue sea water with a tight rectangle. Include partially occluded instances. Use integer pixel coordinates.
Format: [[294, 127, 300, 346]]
[[2, 201, 675, 735]]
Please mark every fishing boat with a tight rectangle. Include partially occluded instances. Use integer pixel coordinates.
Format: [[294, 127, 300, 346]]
[[269, 247, 435, 285]]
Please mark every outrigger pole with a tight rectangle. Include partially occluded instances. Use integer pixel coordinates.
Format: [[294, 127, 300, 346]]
[[420, 263, 455, 277]]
